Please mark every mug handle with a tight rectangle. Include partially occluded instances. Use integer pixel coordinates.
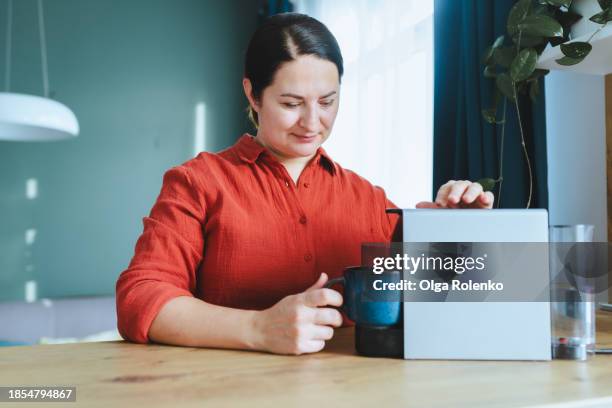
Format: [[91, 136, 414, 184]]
[[324, 276, 345, 289]]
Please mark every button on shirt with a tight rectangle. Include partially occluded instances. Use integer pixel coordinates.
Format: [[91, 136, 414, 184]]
[[116, 134, 400, 343]]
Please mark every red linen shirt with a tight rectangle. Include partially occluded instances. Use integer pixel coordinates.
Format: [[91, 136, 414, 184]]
[[116, 134, 400, 343]]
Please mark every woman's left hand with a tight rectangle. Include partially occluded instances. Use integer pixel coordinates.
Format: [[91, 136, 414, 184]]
[[416, 180, 494, 209]]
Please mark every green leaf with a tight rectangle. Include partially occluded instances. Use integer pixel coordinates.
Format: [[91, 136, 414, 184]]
[[510, 48, 538, 82], [534, 4, 550, 15], [555, 55, 584, 65], [484, 65, 497, 78], [529, 79, 540, 102], [482, 109, 497, 124], [598, 0, 612, 10], [493, 47, 518, 68], [527, 68, 550, 81], [482, 46, 494, 65], [513, 34, 545, 47], [496, 73, 516, 100], [482, 88, 504, 125], [544, 0, 573, 7], [518, 15, 564, 37], [476, 178, 497, 192], [491, 86, 502, 106], [482, 35, 505, 65], [560, 41, 592, 59], [493, 34, 505, 48], [589, 8, 612, 24], [508, 0, 532, 35]]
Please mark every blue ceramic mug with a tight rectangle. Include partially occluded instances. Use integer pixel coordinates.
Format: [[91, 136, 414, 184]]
[[325, 266, 402, 327]]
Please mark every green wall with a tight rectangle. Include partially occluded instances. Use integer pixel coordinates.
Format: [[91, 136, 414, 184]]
[[0, 0, 258, 301]]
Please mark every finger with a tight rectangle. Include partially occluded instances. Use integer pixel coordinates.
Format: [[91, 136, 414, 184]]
[[447, 181, 471, 207], [303, 288, 343, 308], [434, 181, 455, 207], [306, 273, 328, 291], [478, 191, 494, 208], [461, 183, 483, 205], [314, 307, 343, 327], [415, 201, 441, 209], [300, 339, 326, 354], [310, 324, 334, 340]]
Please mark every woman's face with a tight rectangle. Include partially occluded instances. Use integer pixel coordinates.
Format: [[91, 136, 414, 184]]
[[245, 54, 340, 161]]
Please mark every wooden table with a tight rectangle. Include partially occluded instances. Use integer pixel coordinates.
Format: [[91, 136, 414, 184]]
[[1, 313, 611, 408]]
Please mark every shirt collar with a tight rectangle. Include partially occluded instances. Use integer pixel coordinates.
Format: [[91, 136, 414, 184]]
[[234, 134, 336, 175], [235, 134, 267, 163]]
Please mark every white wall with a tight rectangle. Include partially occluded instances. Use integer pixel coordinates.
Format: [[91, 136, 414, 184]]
[[545, 72, 607, 242]]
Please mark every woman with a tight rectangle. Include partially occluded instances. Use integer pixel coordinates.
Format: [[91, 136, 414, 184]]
[[116, 13, 493, 355]]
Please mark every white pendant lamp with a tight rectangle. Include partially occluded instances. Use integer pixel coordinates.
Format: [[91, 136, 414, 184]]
[[0, 0, 79, 142]]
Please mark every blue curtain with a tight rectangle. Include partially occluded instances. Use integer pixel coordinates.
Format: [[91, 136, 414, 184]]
[[433, 0, 548, 209]]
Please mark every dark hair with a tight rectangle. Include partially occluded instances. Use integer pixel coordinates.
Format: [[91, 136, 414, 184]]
[[244, 13, 344, 128]]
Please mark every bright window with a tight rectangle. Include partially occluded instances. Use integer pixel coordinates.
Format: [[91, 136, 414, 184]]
[[295, 0, 434, 207]]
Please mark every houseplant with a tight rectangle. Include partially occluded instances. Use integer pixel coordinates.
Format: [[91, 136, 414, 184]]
[[479, 0, 611, 207]]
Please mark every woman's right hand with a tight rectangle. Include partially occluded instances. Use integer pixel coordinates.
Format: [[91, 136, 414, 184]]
[[250, 273, 343, 355]]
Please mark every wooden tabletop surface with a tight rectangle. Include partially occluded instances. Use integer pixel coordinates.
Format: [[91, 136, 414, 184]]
[[1, 312, 611, 408]]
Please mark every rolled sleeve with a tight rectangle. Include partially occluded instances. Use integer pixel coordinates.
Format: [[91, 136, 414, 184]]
[[116, 166, 205, 344]]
